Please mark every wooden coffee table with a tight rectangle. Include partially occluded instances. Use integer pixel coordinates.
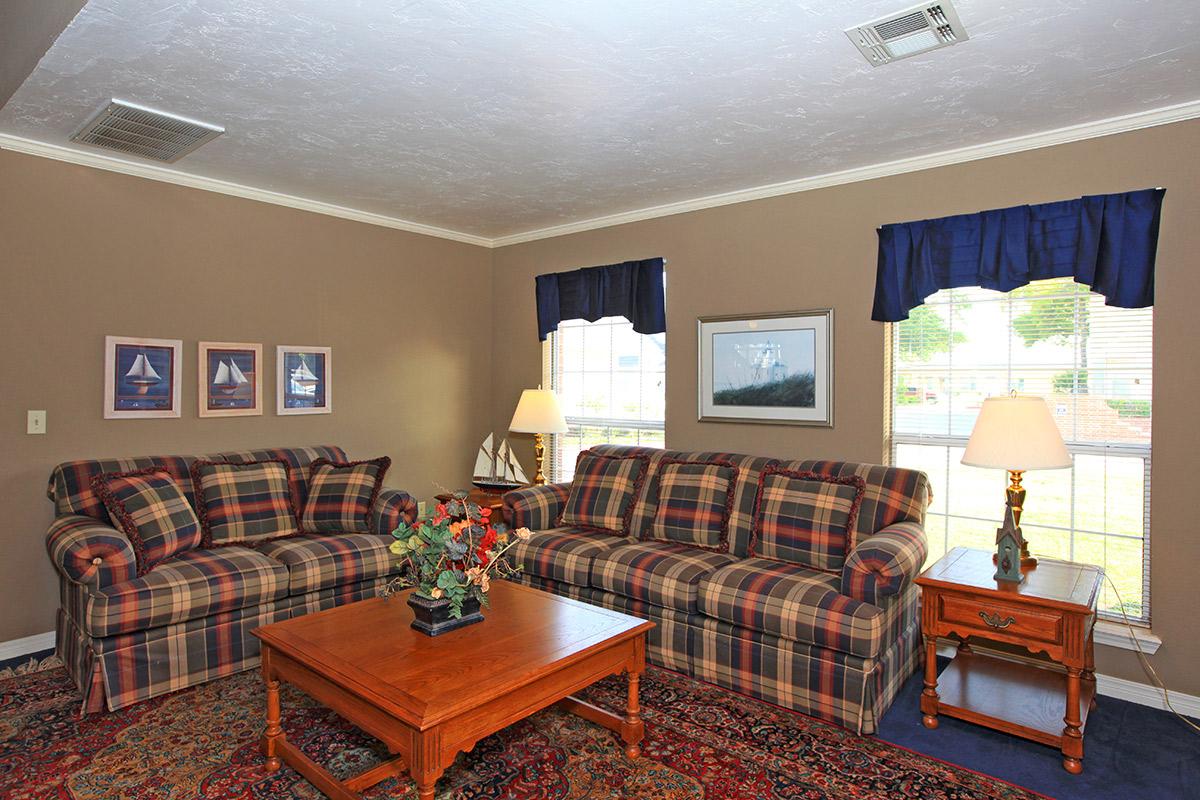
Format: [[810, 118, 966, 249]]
[[252, 581, 654, 799]]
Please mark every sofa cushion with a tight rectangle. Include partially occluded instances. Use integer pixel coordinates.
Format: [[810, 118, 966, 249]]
[[750, 467, 866, 572], [645, 459, 738, 552], [256, 533, 397, 594], [559, 452, 650, 535], [698, 558, 888, 659], [509, 526, 630, 586], [191, 460, 300, 546], [79, 547, 289, 637], [300, 457, 391, 534], [216, 445, 348, 511], [92, 469, 202, 575], [592, 541, 738, 613]]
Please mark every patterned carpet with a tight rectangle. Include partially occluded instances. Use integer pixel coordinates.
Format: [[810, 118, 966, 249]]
[[0, 663, 1048, 799]]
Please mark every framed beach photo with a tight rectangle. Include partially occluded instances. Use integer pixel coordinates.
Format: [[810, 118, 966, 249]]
[[697, 309, 833, 426], [104, 335, 183, 419], [277, 345, 332, 415], [198, 342, 262, 417]]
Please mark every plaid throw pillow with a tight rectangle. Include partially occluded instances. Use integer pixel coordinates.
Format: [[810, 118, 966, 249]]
[[646, 459, 738, 552], [191, 459, 299, 546], [750, 466, 866, 572], [93, 468, 202, 575], [300, 456, 391, 533], [559, 452, 650, 535]]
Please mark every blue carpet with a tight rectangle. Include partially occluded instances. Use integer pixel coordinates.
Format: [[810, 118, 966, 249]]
[[879, 657, 1200, 800]]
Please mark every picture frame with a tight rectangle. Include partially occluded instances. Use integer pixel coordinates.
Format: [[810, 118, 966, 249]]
[[198, 342, 263, 417], [697, 309, 833, 426], [104, 335, 183, 419], [277, 345, 332, 415]]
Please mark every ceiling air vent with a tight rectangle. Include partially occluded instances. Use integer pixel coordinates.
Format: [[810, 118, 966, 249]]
[[846, 2, 969, 67], [70, 99, 224, 162]]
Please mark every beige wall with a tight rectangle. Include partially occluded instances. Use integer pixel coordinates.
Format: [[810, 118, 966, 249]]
[[489, 119, 1200, 694], [0, 149, 494, 642]]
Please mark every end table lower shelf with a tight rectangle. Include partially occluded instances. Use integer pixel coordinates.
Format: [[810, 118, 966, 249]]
[[931, 651, 1097, 748]]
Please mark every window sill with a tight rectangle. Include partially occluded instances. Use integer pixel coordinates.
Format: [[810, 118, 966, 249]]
[[1093, 619, 1162, 655]]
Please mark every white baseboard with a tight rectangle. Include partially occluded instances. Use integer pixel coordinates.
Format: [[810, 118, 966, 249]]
[[935, 643, 1200, 719], [1095, 673, 1200, 719], [0, 631, 55, 662]]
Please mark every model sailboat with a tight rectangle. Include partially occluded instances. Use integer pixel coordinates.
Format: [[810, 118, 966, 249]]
[[473, 433, 529, 491], [126, 352, 162, 395], [212, 359, 249, 395]]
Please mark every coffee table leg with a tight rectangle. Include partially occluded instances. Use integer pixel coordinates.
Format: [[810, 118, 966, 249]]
[[621, 670, 644, 759], [263, 678, 283, 772]]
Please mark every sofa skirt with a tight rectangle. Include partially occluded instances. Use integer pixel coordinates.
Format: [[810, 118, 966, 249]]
[[57, 576, 387, 714], [515, 575, 923, 735]]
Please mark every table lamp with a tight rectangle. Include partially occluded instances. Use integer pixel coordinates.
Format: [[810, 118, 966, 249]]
[[509, 387, 569, 486], [961, 393, 1072, 568]]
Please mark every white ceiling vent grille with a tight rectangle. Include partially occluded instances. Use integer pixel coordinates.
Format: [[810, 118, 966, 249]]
[[70, 99, 224, 162], [846, 2, 969, 67]]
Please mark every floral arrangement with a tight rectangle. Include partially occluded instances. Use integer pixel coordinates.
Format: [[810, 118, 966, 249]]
[[388, 491, 531, 618]]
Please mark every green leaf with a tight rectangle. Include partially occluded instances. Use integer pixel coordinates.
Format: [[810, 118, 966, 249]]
[[436, 571, 459, 590]]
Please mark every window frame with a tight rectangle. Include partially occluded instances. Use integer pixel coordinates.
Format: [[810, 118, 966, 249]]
[[883, 281, 1152, 625]]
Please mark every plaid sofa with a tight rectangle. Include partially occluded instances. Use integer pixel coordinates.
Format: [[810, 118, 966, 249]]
[[503, 444, 929, 735], [45, 445, 417, 713]]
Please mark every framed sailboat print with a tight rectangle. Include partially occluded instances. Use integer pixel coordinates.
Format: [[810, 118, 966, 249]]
[[104, 335, 183, 419], [277, 345, 331, 415], [199, 342, 262, 417]]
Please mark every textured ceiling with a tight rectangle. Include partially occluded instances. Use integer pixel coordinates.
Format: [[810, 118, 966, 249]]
[[1, 0, 1197, 239]]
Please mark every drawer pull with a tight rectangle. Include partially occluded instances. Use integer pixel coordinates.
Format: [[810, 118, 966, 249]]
[[979, 611, 1016, 629]]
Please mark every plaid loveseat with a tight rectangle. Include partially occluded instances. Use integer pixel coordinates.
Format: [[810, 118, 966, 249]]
[[45, 445, 417, 713], [503, 444, 929, 734]]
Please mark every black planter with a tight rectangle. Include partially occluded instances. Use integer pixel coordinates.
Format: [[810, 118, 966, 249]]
[[406, 592, 483, 636]]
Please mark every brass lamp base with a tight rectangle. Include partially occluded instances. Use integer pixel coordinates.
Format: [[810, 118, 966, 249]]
[[1004, 469, 1038, 568], [532, 432, 547, 486]]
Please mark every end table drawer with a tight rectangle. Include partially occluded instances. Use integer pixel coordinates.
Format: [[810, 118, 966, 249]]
[[939, 595, 1063, 645]]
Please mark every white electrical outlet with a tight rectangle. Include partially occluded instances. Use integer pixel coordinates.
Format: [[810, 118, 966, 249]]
[[27, 410, 47, 435]]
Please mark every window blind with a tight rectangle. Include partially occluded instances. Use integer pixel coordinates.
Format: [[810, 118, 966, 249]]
[[887, 277, 1152, 622], [543, 316, 666, 483]]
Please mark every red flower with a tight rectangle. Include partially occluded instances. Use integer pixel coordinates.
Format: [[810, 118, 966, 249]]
[[476, 548, 490, 567], [481, 528, 498, 550]]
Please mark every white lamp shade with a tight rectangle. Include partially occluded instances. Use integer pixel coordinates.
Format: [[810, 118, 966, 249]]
[[961, 395, 1072, 471], [509, 388, 569, 434]]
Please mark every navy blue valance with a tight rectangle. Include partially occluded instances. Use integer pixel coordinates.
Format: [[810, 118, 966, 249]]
[[536, 257, 666, 341], [872, 188, 1165, 322]]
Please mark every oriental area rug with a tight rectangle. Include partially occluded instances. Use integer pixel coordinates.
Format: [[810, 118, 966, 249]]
[[0, 662, 1047, 800]]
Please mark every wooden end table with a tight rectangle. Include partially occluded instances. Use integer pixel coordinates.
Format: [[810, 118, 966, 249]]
[[252, 581, 652, 799], [917, 547, 1102, 774], [434, 487, 522, 516]]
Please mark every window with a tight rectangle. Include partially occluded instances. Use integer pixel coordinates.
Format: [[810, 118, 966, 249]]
[[543, 317, 666, 482], [886, 278, 1152, 622]]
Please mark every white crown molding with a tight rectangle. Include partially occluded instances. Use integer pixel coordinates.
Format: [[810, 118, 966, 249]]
[[2, 98, 1198, 250], [0, 133, 494, 248], [489, 98, 1200, 247], [0, 630, 55, 662]]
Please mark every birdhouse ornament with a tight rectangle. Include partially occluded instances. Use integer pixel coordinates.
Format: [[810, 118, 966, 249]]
[[994, 502, 1024, 584]]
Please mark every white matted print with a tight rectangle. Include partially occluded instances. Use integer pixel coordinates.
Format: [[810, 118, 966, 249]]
[[104, 335, 183, 419], [199, 342, 262, 417], [277, 345, 332, 415], [698, 309, 833, 426]]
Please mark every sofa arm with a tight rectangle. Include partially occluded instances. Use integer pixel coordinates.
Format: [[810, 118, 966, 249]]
[[46, 515, 138, 589], [503, 483, 571, 530], [841, 520, 928, 606], [371, 488, 419, 534]]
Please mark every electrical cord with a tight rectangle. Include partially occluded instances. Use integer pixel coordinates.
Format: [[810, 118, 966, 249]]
[[1102, 572, 1200, 734]]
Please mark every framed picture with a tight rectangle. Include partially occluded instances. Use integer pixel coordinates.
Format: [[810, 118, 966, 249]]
[[198, 342, 262, 417], [277, 345, 332, 415], [697, 309, 833, 426], [104, 335, 183, 419]]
